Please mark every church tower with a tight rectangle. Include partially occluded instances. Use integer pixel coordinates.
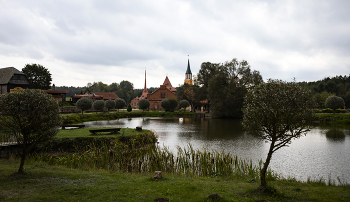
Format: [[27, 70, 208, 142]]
[[184, 58, 193, 85]]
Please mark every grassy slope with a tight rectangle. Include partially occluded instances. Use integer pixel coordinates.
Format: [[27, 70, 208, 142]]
[[0, 159, 349, 202], [56, 127, 153, 138]]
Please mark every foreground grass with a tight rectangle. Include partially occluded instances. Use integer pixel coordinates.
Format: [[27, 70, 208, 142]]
[[56, 127, 152, 138], [1, 159, 349, 202]]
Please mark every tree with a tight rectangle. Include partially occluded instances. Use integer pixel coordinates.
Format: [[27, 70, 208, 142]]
[[208, 58, 263, 118], [22, 64, 52, 90], [76, 98, 93, 114], [0, 89, 62, 173], [115, 98, 126, 112], [179, 100, 190, 110], [325, 96, 345, 112], [93, 100, 105, 113], [127, 103, 132, 112], [105, 99, 116, 112], [138, 99, 150, 111], [160, 99, 171, 111], [117, 80, 134, 104], [242, 79, 315, 188], [313, 91, 335, 108], [169, 99, 178, 112]]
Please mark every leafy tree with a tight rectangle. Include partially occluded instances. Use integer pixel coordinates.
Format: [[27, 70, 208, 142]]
[[177, 83, 206, 112], [118, 80, 134, 104], [115, 98, 126, 112], [93, 100, 105, 113], [0, 89, 62, 173], [160, 99, 171, 111], [179, 100, 190, 110], [313, 91, 335, 108], [208, 58, 263, 118], [138, 99, 150, 111], [169, 99, 178, 112], [127, 103, 132, 112], [242, 79, 315, 188], [22, 64, 52, 90], [76, 98, 93, 114], [325, 96, 345, 112], [105, 99, 116, 112]]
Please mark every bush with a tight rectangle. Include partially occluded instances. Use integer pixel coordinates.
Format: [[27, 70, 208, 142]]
[[127, 103, 132, 112], [115, 98, 126, 111], [179, 100, 190, 110], [169, 99, 178, 112], [93, 100, 105, 112], [76, 98, 93, 114], [138, 99, 150, 111], [160, 99, 171, 111], [322, 108, 334, 113], [105, 99, 116, 112], [335, 108, 347, 113], [325, 96, 345, 112]]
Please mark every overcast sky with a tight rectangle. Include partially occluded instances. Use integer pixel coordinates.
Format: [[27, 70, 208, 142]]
[[1, 0, 349, 89]]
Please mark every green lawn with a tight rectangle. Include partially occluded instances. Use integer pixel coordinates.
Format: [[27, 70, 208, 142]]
[[0, 159, 349, 202], [57, 127, 152, 138]]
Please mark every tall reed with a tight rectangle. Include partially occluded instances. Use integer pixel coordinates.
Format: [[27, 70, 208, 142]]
[[36, 140, 276, 180]]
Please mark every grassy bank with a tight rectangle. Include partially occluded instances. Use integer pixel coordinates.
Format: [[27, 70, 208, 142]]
[[61, 111, 196, 124], [0, 159, 349, 202], [313, 113, 350, 125]]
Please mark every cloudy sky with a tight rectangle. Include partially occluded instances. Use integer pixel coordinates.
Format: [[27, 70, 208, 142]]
[[1, 0, 349, 89]]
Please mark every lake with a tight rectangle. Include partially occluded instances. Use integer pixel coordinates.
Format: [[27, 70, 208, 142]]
[[82, 117, 350, 184]]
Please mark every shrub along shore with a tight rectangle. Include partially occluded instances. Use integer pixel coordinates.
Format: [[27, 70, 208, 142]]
[[61, 111, 196, 124]]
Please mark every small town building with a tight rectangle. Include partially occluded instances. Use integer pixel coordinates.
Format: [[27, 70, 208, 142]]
[[0, 67, 30, 94], [147, 77, 177, 111], [71, 91, 119, 103], [184, 59, 193, 85]]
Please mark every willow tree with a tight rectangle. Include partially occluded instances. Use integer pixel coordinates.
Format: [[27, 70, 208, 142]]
[[242, 79, 315, 188], [0, 89, 62, 173]]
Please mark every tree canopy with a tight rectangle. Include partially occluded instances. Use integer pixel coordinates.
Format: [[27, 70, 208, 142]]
[[206, 58, 263, 118], [242, 79, 315, 188], [76, 98, 93, 114], [138, 99, 150, 111], [92, 100, 105, 113], [105, 99, 116, 112], [22, 64, 52, 90], [0, 89, 62, 173], [325, 96, 345, 111], [115, 98, 126, 111]]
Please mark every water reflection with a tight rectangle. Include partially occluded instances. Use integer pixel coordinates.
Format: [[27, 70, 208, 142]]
[[82, 117, 350, 184], [325, 128, 346, 141]]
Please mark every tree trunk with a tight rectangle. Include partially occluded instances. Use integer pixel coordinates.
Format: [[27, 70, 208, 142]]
[[18, 145, 27, 174], [260, 140, 275, 188]]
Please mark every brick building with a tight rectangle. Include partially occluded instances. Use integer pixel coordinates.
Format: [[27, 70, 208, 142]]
[[147, 76, 177, 111]]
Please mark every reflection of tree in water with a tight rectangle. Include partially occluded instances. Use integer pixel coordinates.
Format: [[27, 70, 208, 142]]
[[325, 128, 346, 141]]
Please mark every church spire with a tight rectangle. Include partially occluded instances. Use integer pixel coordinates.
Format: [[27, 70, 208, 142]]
[[143, 69, 147, 91], [184, 56, 193, 85]]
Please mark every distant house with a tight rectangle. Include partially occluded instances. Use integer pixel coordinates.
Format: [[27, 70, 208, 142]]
[[43, 88, 69, 102], [71, 91, 119, 103], [0, 67, 30, 94], [147, 76, 178, 111]]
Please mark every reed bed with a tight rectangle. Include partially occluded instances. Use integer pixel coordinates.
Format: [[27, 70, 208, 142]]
[[33, 141, 277, 180]]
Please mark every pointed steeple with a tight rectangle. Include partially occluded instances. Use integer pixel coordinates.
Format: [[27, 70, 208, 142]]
[[184, 56, 193, 85], [143, 69, 147, 93], [186, 59, 192, 74], [140, 69, 148, 98]]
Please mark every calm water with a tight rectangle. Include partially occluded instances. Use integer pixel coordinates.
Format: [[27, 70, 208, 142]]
[[82, 117, 350, 183]]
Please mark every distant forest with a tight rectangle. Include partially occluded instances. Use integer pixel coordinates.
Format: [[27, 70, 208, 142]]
[[299, 75, 350, 108]]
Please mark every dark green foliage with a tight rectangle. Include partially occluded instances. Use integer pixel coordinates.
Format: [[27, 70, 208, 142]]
[[22, 63, 52, 90], [92, 100, 105, 112], [179, 100, 190, 109], [0, 89, 62, 173], [242, 79, 315, 188], [127, 103, 132, 112], [168, 99, 178, 112], [325, 96, 345, 112], [208, 58, 263, 118], [76, 98, 93, 114], [105, 99, 116, 112], [160, 99, 171, 111], [138, 99, 150, 111], [115, 98, 126, 111]]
